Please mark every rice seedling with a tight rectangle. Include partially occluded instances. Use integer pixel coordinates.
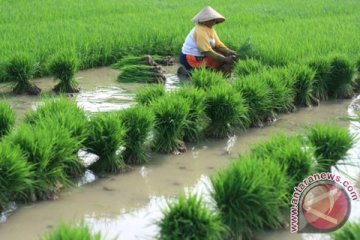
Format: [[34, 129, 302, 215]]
[[151, 94, 189, 153], [191, 67, 227, 90], [331, 221, 360, 240], [204, 84, 249, 138], [328, 54, 355, 98], [306, 124, 354, 172], [233, 75, 273, 127], [158, 194, 226, 240], [5, 54, 41, 95], [251, 134, 315, 193], [48, 52, 80, 93], [211, 156, 288, 239], [84, 113, 125, 173], [307, 57, 331, 101], [112, 55, 174, 69], [41, 222, 102, 240], [174, 86, 206, 142], [118, 106, 154, 165], [236, 38, 259, 60], [0, 101, 15, 138], [135, 84, 165, 106], [234, 58, 265, 78], [0, 140, 33, 210], [117, 64, 165, 83]]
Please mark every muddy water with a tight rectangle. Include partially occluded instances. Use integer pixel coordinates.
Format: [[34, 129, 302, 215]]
[[0, 67, 358, 240]]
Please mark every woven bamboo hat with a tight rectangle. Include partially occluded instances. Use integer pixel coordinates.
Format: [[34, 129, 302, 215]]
[[192, 6, 225, 24]]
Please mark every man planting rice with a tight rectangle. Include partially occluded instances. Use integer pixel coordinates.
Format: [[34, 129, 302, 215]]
[[179, 6, 237, 76]]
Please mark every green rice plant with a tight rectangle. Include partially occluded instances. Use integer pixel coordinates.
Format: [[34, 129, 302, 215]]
[[158, 194, 226, 240], [306, 124, 354, 172], [211, 156, 288, 239], [233, 75, 273, 127], [174, 86, 207, 142], [236, 38, 259, 60], [0, 101, 15, 138], [152, 94, 189, 153], [85, 113, 125, 173], [112, 55, 173, 69], [328, 54, 355, 98], [0, 140, 33, 210], [251, 134, 315, 193], [205, 84, 249, 138], [48, 52, 79, 93], [117, 64, 165, 83], [191, 67, 227, 90], [307, 57, 331, 101], [135, 84, 165, 106], [331, 221, 360, 240], [234, 58, 265, 78], [41, 222, 102, 240], [119, 106, 154, 165], [357, 56, 360, 73], [286, 64, 316, 106], [5, 54, 40, 95]]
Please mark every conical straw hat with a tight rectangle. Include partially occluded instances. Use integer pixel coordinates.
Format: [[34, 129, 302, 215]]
[[192, 6, 225, 24]]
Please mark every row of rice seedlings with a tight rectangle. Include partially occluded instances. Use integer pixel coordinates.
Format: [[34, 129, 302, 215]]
[[328, 54, 355, 98], [117, 64, 165, 83], [307, 57, 331, 101], [135, 84, 165, 105], [233, 58, 265, 78], [0, 101, 15, 138], [112, 55, 174, 69], [41, 222, 102, 240], [191, 67, 227, 90], [331, 221, 360, 240]]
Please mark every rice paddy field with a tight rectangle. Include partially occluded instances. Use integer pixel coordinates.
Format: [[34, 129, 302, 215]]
[[1, 0, 360, 240]]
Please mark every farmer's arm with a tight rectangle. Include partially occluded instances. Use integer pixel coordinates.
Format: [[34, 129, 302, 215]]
[[213, 31, 236, 56]]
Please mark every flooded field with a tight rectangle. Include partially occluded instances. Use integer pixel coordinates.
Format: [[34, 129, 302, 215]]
[[0, 67, 359, 240]]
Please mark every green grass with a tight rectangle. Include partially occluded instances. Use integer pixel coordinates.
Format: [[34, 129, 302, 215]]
[[328, 54, 355, 98], [331, 222, 360, 240], [135, 84, 166, 106], [191, 67, 227, 90], [41, 222, 102, 240], [117, 65, 165, 83], [158, 194, 226, 240], [306, 124, 354, 172], [0, 101, 15, 138]]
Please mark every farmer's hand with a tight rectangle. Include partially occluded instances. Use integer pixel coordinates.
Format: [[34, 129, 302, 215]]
[[224, 56, 235, 63]]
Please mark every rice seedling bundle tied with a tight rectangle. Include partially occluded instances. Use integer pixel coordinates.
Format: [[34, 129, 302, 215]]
[[117, 64, 165, 83], [191, 68, 227, 90], [0, 101, 15, 139], [135, 84, 165, 106], [112, 55, 174, 69], [328, 54, 355, 98], [41, 222, 102, 240]]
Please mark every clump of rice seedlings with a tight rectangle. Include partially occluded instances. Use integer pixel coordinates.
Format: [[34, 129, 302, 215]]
[[211, 157, 288, 239], [85, 113, 125, 173], [174, 86, 206, 142], [0, 101, 15, 138], [112, 55, 174, 69], [286, 64, 316, 106], [328, 54, 355, 98], [331, 221, 360, 240], [307, 57, 331, 101], [0, 140, 33, 210], [233, 76, 273, 127], [234, 58, 265, 78], [135, 84, 165, 105], [306, 124, 354, 172], [251, 134, 314, 193], [152, 94, 189, 153], [117, 65, 165, 83], [119, 106, 154, 165], [41, 222, 102, 240], [237, 38, 258, 60], [48, 53, 80, 93], [205, 84, 249, 138], [158, 194, 225, 240], [5, 54, 41, 95], [191, 67, 227, 90]]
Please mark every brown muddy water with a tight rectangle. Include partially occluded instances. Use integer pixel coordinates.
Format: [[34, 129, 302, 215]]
[[0, 67, 359, 240]]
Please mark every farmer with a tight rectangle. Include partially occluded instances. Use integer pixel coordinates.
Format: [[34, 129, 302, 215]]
[[179, 6, 237, 76]]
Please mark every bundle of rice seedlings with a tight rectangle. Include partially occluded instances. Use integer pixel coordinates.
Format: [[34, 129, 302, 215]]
[[158, 194, 226, 240], [117, 65, 165, 83], [306, 124, 354, 172], [251, 134, 315, 193], [48, 53, 80, 93], [0, 140, 33, 210], [119, 106, 154, 165], [211, 157, 288, 239], [0, 101, 15, 138], [328, 54, 355, 98], [174, 86, 207, 142], [85, 113, 125, 173], [191, 67, 227, 90], [236, 38, 258, 60], [152, 94, 189, 153], [41, 222, 102, 240], [205, 84, 249, 138], [5, 54, 41, 95], [234, 58, 265, 78], [233, 76, 274, 127], [331, 221, 360, 240], [112, 55, 174, 69], [307, 57, 331, 101], [135, 84, 165, 106]]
